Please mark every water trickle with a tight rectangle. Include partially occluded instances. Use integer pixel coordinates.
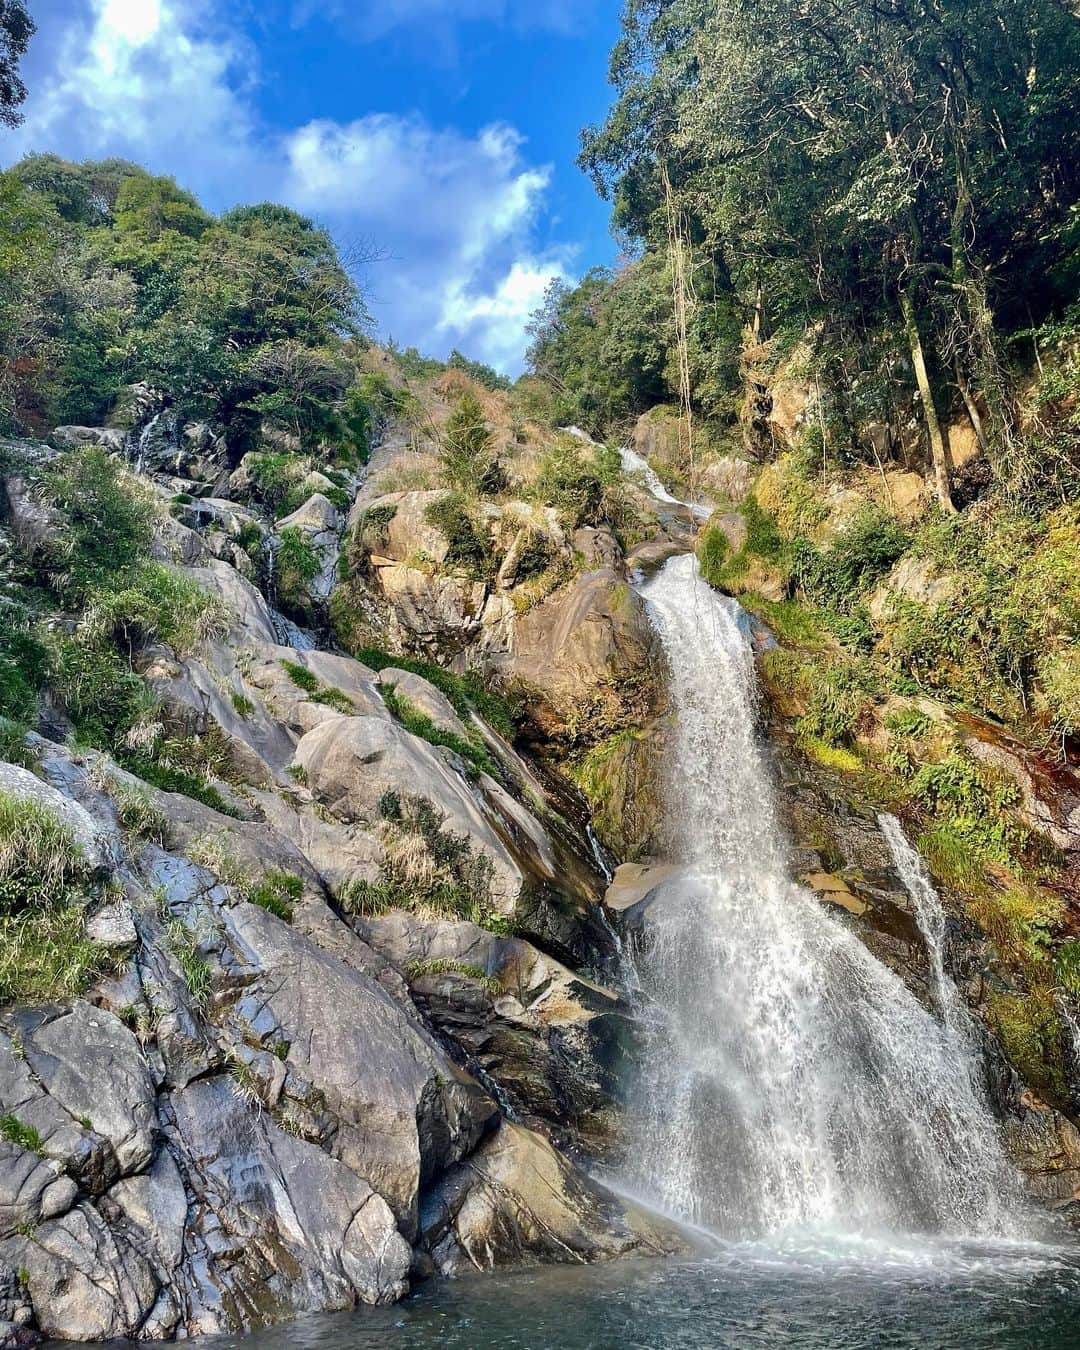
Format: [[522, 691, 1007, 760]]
[[624, 553, 1034, 1244], [879, 812, 965, 1035]]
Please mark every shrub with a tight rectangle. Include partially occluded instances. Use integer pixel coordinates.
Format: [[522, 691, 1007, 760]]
[[0, 791, 91, 915], [0, 608, 49, 725], [440, 391, 503, 494], [245, 452, 308, 515], [532, 441, 604, 526], [44, 448, 155, 598], [275, 527, 321, 612], [341, 793, 500, 929], [794, 508, 909, 611], [49, 636, 153, 752], [423, 492, 493, 579], [82, 564, 226, 657]]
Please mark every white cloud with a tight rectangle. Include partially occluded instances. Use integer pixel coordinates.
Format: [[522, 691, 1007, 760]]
[[5, 0, 573, 373]]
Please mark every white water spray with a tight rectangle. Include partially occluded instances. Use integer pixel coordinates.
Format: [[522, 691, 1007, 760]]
[[625, 554, 1034, 1244]]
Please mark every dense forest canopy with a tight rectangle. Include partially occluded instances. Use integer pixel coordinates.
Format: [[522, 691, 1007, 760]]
[[526, 0, 1080, 508], [0, 153, 377, 457]]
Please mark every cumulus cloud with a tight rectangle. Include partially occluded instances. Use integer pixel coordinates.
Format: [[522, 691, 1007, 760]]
[[5, 0, 576, 372]]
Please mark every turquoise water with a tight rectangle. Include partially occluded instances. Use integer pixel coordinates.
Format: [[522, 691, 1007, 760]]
[[78, 1237, 1080, 1350]]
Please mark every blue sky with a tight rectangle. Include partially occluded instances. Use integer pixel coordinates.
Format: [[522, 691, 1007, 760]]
[[6, 0, 626, 372]]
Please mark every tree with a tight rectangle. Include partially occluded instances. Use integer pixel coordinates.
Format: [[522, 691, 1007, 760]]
[[0, 0, 34, 127], [440, 392, 502, 493], [581, 0, 1080, 502]]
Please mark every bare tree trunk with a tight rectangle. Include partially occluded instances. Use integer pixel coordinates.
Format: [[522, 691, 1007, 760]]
[[900, 289, 956, 514], [954, 362, 990, 457]]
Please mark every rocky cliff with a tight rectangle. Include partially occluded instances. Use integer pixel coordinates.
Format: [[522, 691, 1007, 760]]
[[0, 388, 690, 1346]]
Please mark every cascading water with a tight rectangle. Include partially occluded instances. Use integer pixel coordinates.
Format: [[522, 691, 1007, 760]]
[[625, 553, 1035, 1246], [879, 811, 967, 1037]]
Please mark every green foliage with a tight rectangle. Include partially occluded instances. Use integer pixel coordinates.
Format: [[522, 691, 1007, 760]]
[[120, 753, 239, 818], [381, 685, 499, 781], [793, 510, 909, 611], [0, 614, 48, 725], [524, 255, 740, 434], [340, 793, 500, 929], [355, 648, 517, 740], [247, 872, 302, 923], [274, 527, 321, 613], [230, 691, 255, 718], [0, 791, 109, 1006], [0, 1115, 43, 1154], [166, 920, 212, 1007], [580, 0, 1080, 491], [422, 492, 493, 578], [0, 906, 106, 1006], [279, 659, 355, 714], [440, 391, 503, 494], [0, 791, 91, 915], [697, 524, 729, 588], [113, 784, 167, 843], [406, 957, 500, 995], [44, 449, 155, 599]]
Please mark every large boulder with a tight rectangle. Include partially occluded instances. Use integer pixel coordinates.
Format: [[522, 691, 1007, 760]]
[[507, 568, 664, 746], [293, 716, 529, 909], [221, 902, 497, 1235], [419, 1121, 685, 1274]]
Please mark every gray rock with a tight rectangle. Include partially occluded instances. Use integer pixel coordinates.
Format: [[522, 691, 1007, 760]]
[[169, 1076, 410, 1325], [16, 1004, 155, 1180], [221, 903, 496, 1235], [293, 715, 526, 908], [1, 1203, 161, 1342], [420, 1121, 685, 1274], [377, 669, 469, 740], [50, 426, 125, 454]]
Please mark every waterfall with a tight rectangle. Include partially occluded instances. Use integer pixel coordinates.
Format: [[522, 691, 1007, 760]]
[[624, 553, 1034, 1245], [879, 812, 967, 1037]]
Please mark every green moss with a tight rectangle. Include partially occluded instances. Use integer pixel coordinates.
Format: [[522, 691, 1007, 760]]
[[798, 736, 863, 774], [230, 691, 255, 717], [987, 988, 1067, 1099]]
